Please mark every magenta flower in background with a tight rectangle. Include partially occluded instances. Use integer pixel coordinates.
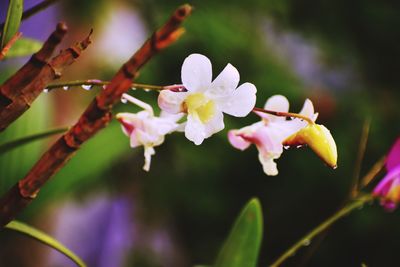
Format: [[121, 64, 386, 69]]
[[373, 138, 400, 211]]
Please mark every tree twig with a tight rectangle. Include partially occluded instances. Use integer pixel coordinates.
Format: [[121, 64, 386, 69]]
[[0, 31, 22, 60], [0, 22, 91, 132], [0, 4, 192, 227]]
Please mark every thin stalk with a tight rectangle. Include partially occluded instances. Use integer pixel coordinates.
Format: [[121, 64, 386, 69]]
[[0, 32, 22, 60], [269, 194, 374, 267], [121, 93, 154, 115], [253, 107, 314, 125], [46, 80, 166, 91], [0, 127, 67, 154], [350, 119, 371, 197]]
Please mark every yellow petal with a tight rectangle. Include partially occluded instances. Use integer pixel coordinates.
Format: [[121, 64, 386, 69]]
[[284, 124, 337, 168]]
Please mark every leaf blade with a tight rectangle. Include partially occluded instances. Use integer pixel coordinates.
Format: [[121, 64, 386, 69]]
[[0, 127, 67, 154], [4, 37, 43, 58], [5, 220, 86, 267], [1, 0, 24, 48], [214, 198, 263, 267]]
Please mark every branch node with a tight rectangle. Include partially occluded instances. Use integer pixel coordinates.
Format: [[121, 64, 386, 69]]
[[18, 181, 39, 199]]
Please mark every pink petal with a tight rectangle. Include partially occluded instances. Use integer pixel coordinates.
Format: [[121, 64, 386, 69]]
[[228, 130, 251, 151]]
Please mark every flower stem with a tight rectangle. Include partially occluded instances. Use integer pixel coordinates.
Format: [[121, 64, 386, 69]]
[[46, 80, 166, 91], [269, 194, 374, 267], [253, 107, 314, 125]]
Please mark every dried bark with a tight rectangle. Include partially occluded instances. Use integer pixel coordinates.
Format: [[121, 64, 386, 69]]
[[0, 4, 192, 227], [0, 22, 91, 132]]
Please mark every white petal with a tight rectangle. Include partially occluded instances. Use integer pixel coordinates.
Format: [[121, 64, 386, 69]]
[[258, 151, 279, 176], [258, 95, 289, 122], [299, 99, 317, 120], [204, 111, 225, 138], [181, 54, 212, 92], [209, 63, 240, 97], [185, 114, 206, 145], [219, 82, 257, 117], [129, 131, 141, 148], [143, 146, 155, 171], [158, 90, 188, 114], [160, 110, 184, 122]]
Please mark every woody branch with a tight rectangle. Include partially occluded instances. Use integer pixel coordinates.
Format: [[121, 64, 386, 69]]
[[0, 4, 192, 227]]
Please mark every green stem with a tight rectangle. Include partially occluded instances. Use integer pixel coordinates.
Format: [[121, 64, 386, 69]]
[[5, 220, 86, 267], [269, 194, 374, 267], [46, 80, 166, 91], [0, 127, 67, 154]]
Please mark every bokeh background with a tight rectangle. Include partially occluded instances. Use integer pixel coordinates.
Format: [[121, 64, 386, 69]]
[[1, 0, 400, 266]]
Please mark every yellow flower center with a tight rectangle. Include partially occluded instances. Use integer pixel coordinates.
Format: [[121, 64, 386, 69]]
[[184, 93, 215, 123]]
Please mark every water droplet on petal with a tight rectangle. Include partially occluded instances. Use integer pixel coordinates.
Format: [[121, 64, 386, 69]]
[[63, 86, 69, 90], [43, 88, 49, 93], [82, 84, 92, 90]]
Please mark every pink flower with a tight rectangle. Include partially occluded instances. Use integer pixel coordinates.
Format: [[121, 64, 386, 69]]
[[228, 95, 317, 175], [117, 94, 183, 171], [373, 138, 400, 211]]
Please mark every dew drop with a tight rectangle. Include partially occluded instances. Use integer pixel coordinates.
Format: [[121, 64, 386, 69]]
[[144, 88, 151, 92], [121, 97, 128, 104], [302, 239, 311, 246], [63, 86, 69, 90], [333, 165, 338, 170], [43, 88, 49, 93], [102, 85, 107, 90], [296, 145, 303, 149], [131, 87, 137, 91], [284, 146, 290, 150], [82, 84, 92, 90]]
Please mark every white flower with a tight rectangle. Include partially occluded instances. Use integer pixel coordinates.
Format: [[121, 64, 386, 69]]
[[158, 53, 257, 145], [228, 95, 317, 175], [116, 94, 183, 171]]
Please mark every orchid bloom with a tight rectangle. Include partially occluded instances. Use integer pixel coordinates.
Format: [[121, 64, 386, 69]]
[[158, 53, 257, 145], [116, 94, 182, 171], [373, 138, 400, 211], [229, 95, 318, 175]]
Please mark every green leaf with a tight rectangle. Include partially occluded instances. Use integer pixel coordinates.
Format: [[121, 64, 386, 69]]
[[0, 127, 67, 154], [214, 198, 263, 267], [1, 0, 24, 48], [4, 37, 43, 58], [5, 220, 86, 267]]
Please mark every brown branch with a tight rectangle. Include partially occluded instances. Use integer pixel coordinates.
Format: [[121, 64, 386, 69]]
[[0, 23, 91, 132], [0, 32, 22, 60], [0, 4, 192, 227]]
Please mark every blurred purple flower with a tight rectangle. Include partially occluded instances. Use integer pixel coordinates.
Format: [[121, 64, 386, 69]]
[[373, 138, 400, 211], [48, 195, 134, 267]]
